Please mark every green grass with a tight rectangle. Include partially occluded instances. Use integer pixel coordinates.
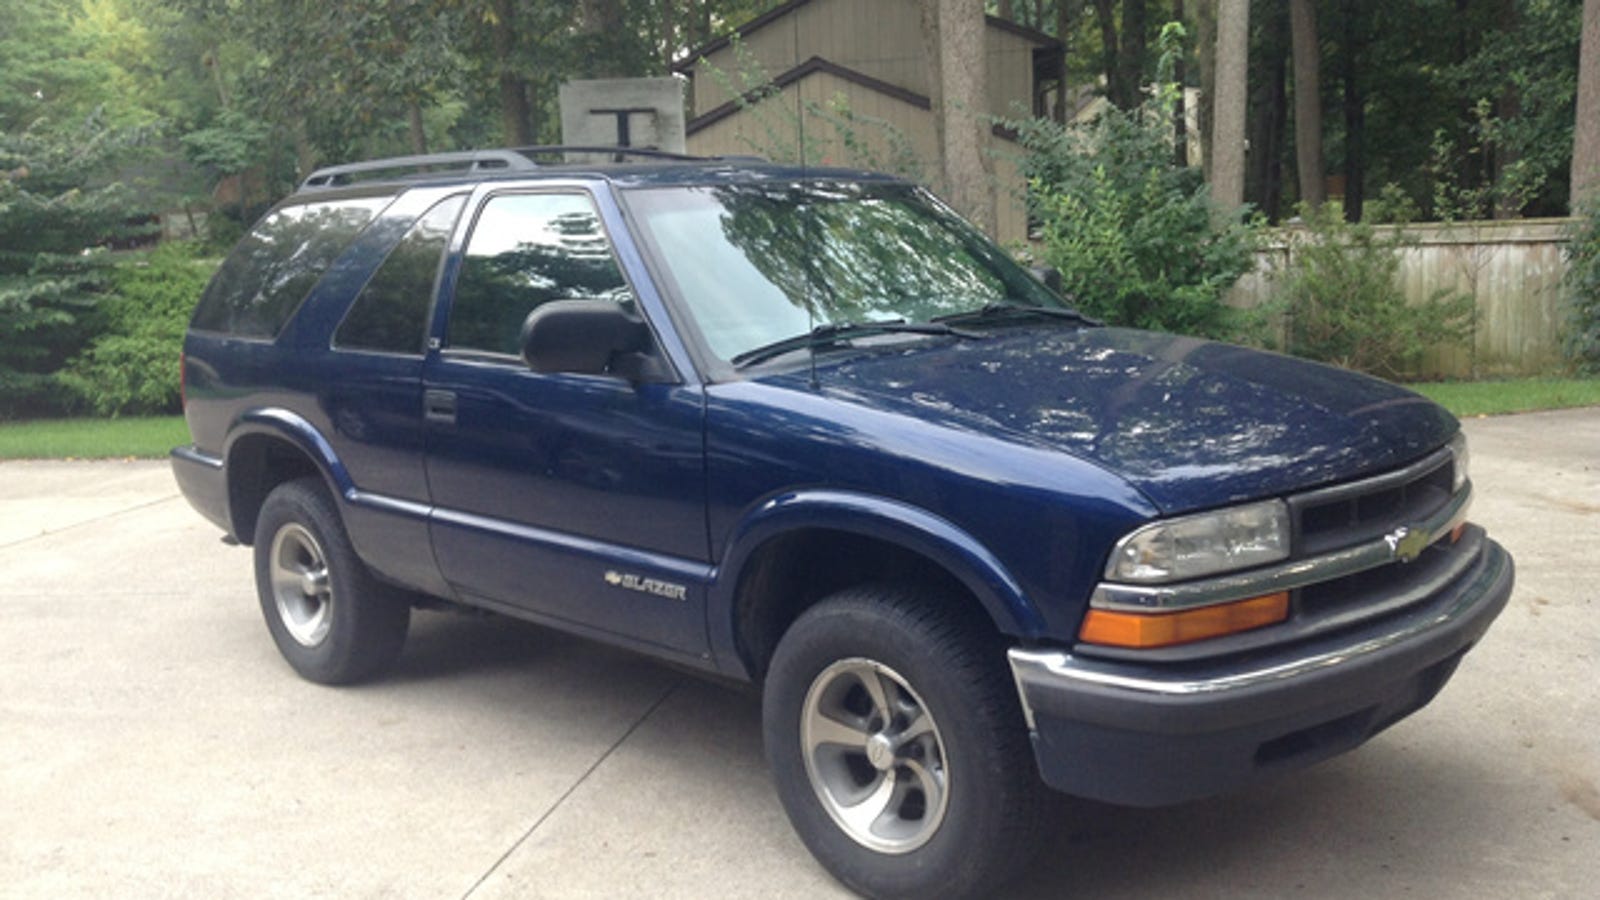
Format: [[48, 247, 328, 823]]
[[0, 416, 189, 460], [1406, 378, 1600, 417]]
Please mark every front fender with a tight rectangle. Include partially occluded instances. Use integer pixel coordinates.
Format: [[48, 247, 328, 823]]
[[707, 488, 1044, 678]]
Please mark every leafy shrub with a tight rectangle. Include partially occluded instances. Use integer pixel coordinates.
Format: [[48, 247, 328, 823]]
[[1, 118, 148, 418], [1008, 98, 1258, 339], [1565, 202, 1600, 373], [1268, 206, 1474, 380], [58, 243, 216, 416]]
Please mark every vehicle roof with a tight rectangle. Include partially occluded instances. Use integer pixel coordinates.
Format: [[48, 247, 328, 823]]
[[285, 147, 904, 206]]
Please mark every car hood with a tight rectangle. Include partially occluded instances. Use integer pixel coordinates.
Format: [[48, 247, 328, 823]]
[[757, 326, 1459, 514]]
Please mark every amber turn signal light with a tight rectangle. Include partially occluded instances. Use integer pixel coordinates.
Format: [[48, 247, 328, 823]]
[[1079, 592, 1291, 649]]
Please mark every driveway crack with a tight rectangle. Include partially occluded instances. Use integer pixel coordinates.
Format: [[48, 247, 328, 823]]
[[460, 678, 681, 899], [0, 494, 180, 551]]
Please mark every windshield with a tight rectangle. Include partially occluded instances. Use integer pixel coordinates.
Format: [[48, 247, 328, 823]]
[[622, 182, 1067, 365]]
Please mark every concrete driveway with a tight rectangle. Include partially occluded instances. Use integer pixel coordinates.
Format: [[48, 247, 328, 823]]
[[1, 408, 1596, 899]]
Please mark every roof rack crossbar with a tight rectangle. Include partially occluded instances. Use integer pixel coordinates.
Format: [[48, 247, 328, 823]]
[[511, 144, 703, 162], [298, 149, 539, 191]]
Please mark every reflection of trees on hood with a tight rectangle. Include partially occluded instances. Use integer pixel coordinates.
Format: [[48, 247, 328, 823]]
[[711, 184, 1012, 325]]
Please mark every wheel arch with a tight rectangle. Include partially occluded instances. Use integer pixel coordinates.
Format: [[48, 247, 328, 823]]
[[710, 490, 1043, 682], [223, 408, 352, 544]]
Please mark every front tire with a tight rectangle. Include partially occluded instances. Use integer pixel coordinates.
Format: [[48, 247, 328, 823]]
[[763, 585, 1046, 900], [253, 478, 409, 684]]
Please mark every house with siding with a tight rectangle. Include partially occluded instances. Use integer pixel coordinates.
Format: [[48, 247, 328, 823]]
[[673, 0, 1064, 245]]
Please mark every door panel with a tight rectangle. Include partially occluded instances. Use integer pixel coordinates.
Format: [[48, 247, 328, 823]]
[[423, 190, 710, 655]]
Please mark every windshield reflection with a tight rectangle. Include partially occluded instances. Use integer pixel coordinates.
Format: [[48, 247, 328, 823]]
[[623, 182, 1064, 363]]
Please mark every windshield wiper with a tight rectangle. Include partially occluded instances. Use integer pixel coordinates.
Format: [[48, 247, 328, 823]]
[[730, 320, 983, 369], [932, 301, 1100, 327]]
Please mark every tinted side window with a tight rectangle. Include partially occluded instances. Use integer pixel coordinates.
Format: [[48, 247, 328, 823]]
[[334, 195, 466, 354], [192, 196, 390, 337], [448, 193, 633, 356]]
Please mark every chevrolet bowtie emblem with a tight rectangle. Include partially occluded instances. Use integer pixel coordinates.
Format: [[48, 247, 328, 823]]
[[1386, 526, 1432, 563]]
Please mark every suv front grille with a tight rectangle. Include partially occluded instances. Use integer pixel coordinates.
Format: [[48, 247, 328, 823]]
[[1077, 445, 1473, 666], [1290, 448, 1455, 557]]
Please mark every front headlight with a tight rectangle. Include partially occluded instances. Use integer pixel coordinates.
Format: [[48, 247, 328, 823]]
[[1449, 432, 1469, 493], [1105, 499, 1291, 584]]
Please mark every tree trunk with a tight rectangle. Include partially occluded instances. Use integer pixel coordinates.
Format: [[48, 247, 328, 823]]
[[292, 116, 316, 179], [659, 0, 677, 69], [922, 0, 997, 235], [1211, 0, 1248, 210], [1173, 0, 1189, 167], [1491, 0, 1516, 216], [1289, 0, 1325, 210], [1056, 0, 1073, 122], [1093, 0, 1148, 109], [1341, 0, 1365, 221], [1247, 6, 1287, 220], [580, 0, 627, 78], [999, 0, 1014, 20], [1091, 0, 1120, 105], [407, 101, 428, 155], [205, 45, 231, 110], [1196, 0, 1217, 182], [1115, 0, 1148, 109], [1574, 0, 1600, 211], [492, 0, 532, 145]]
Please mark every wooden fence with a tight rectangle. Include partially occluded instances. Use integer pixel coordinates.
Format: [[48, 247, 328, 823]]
[[1226, 218, 1574, 378]]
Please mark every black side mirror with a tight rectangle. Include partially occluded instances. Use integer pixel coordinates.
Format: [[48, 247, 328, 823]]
[[520, 299, 663, 381], [1028, 265, 1063, 293]]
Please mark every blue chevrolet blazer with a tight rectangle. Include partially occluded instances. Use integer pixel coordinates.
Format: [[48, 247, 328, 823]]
[[173, 148, 1514, 900]]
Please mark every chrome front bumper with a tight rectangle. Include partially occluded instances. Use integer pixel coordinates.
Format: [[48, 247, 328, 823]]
[[1007, 534, 1513, 807]]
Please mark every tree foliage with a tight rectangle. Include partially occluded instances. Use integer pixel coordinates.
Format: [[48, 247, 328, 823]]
[[1, 0, 1595, 419], [1010, 87, 1258, 339], [0, 120, 152, 417], [1266, 205, 1475, 379], [1564, 200, 1600, 371], [59, 242, 215, 415]]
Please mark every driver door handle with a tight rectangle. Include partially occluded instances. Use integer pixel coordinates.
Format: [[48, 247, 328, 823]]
[[424, 389, 457, 425]]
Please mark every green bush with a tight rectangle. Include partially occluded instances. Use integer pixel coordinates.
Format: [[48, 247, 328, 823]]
[[58, 243, 216, 416], [1009, 100, 1258, 339], [1565, 202, 1600, 373], [1, 118, 148, 418], [1268, 206, 1474, 380]]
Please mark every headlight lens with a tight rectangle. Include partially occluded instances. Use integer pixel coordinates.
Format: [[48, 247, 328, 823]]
[[1449, 432, 1469, 493], [1105, 499, 1291, 584]]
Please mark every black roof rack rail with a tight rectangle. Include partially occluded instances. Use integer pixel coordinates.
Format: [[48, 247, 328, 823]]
[[297, 150, 539, 192], [511, 144, 703, 162], [296, 146, 773, 193]]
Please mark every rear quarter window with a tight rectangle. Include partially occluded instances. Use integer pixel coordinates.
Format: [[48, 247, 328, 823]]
[[191, 196, 391, 338], [334, 194, 466, 355]]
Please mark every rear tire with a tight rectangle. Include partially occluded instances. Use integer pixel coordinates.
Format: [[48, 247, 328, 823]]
[[763, 584, 1046, 900], [253, 478, 409, 684]]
